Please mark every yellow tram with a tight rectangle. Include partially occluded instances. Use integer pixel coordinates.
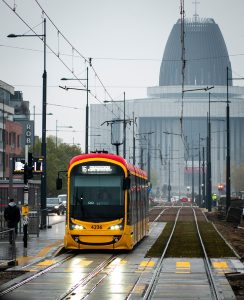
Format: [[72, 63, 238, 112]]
[[57, 152, 149, 250]]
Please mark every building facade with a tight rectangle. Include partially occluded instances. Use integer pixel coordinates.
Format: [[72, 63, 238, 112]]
[[0, 80, 33, 179], [90, 18, 244, 197]]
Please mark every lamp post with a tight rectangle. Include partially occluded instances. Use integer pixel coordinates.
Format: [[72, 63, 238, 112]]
[[60, 67, 89, 153], [207, 92, 212, 212], [168, 151, 171, 202], [55, 121, 73, 148], [198, 134, 201, 207], [226, 66, 231, 215], [192, 143, 195, 203], [202, 146, 206, 208], [8, 18, 47, 228], [2, 99, 5, 179]]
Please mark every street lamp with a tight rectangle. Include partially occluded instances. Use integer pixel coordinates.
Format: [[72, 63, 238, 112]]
[[55, 120, 73, 148], [8, 18, 48, 229], [60, 67, 89, 153], [206, 92, 212, 212]]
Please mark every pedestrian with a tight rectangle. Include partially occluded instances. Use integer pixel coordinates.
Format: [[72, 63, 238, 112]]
[[4, 198, 21, 244]]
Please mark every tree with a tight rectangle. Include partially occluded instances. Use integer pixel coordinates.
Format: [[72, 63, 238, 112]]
[[32, 136, 81, 196]]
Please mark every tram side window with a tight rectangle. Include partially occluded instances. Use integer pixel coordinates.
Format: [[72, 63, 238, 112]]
[[127, 174, 135, 225]]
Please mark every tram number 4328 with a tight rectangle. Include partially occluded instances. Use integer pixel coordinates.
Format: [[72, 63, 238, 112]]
[[91, 225, 102, 230]]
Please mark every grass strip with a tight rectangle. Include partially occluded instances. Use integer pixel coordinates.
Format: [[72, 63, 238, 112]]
[[146, 222, 174, 257], [146, 221, 235, 258], [165, 222, 202, 257], [198, 222, 235, 257]]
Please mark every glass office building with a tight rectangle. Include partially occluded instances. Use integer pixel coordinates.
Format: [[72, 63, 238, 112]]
[[90, 18, 244, 196]]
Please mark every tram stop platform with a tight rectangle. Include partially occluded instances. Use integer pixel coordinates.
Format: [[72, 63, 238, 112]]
[[0, 215, 65, 271]]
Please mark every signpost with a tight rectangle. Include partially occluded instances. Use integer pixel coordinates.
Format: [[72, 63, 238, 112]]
[[12, 154, 43, 256]]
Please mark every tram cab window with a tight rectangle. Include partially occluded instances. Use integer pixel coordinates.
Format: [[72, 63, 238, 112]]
[[70, 174, 124, 222]]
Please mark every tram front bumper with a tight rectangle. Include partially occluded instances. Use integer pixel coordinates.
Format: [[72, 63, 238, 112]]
[[72, 234, 122, 245]]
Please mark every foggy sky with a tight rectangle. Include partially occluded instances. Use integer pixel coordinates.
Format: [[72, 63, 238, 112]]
[[0, 0, 243, 150]]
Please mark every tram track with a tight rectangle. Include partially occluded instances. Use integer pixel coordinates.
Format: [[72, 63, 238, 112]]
[[0, 206, 238, 299], [57, 254, 120, 300], [0, 252, 75, 298], [142, 206, 224, 299], [142, 207, 182, 299], [56, 207, 172, 300], [192, 207, 222, 300], [0, 251, 129, 300]]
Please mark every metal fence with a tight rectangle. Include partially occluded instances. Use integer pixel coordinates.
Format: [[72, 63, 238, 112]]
[[0, 228, 17, 264]]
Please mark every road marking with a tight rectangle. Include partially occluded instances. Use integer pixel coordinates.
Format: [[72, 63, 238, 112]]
[[37, 259, 56, 266], [36, 240, 63, 257], [176, 261, 191, 273], [212, 261, 229, 269], [16, 256, 35, 265], [140, 261, 155, 267]]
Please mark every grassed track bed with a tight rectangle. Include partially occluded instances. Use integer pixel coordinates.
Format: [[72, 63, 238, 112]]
[[146, 221, 235, 258]]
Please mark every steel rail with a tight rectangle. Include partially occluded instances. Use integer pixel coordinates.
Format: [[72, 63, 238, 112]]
[[143, 207, 182, 299], [192, 207, 222, 300], [0, 252, 75, 298], [124, 206, 178, 299], [58, 254, 119, 300]]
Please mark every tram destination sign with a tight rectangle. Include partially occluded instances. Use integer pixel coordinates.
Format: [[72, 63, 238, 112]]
[[81, 165, 114, 174]]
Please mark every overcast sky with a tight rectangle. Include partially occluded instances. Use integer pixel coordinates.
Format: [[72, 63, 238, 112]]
[[0, 0, 243, 150]]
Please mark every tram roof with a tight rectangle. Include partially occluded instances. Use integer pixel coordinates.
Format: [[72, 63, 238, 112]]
[[69, 153, 147, 179]]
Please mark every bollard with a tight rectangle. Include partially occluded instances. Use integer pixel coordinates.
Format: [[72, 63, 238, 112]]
[[22, 206, 29, 257]]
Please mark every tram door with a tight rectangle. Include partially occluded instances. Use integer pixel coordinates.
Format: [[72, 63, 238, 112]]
[[135, 176, 139, 243]]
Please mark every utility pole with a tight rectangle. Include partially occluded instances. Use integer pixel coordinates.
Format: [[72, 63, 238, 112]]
[[202, 146, 206, 208], [140, 147, 144, 169], [168, 157, 171, 202], [207, 93, 212, 212], [198, 134, 201, 206], [148, 136, 151, 183], [41, 18, 47, 228], [85, 67, 89, 154], [226, 66, 231, 214], [123, 92, 126, 158], [191, 143, 194, 203], [132, 112, 136, 165]]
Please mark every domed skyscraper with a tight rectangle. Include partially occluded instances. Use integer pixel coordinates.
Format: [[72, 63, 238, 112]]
[[159, 18, 232, 86], [90, 17, 244, 200]]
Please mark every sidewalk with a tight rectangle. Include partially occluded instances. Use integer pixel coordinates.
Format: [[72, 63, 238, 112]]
[[1, 215, 65, 270]]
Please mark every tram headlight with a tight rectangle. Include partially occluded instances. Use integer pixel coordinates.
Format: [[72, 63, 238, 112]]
[[70, 224, 84, 230], [109, 224, 123, 230]]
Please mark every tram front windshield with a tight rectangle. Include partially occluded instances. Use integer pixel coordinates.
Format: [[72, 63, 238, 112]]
[[70, 163, 124, 222]]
